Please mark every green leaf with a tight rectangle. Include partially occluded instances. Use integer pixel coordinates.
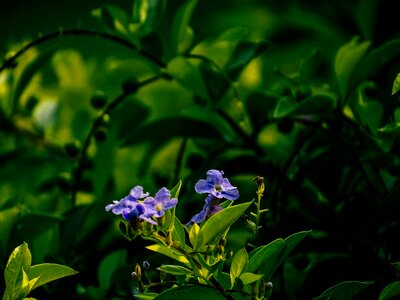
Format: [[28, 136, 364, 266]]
[[0, 206, 23, 257], [200, 202, 252, 247], [17, 270, 31, 299], [12, 49, 56, 111], [133, 0, 166, 35], [11, 212, 63, 245], [334, 36, 370, 100], [378, 281, 400, 300], [230, 248, 248, 288], [154, 284, 226, 300], [273, 95, 336, 118], [246, 230, 310, 281], [146, 244, 189, 265], [167, 56, 209, 100], [189, 222, 203, 250], [352, 39, 400, 92], [28, 263, 78, 290], [239, 272, 263, 285], [121, 116, 230, 147], [157, 265, 193, 276], [314, 281, 373, 300], [171, 216, 186, 246], [3, 242, 31, 300], [224, 40, 269, 79], [170, 0, 198, 56], [135, 293, 160, 300], [98, 250, 127, 290], [170, 180, 183, 198], [392, 73, 400, 95]]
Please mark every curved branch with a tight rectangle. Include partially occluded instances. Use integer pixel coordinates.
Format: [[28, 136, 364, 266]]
[[0, 28, 166, 74]]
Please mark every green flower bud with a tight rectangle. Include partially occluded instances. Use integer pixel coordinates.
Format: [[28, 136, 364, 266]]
[[90, 90, 107, 109], [64, 140, 81, 158]]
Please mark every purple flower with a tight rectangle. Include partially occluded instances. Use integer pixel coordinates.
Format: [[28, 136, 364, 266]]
[[187, 170, 239, 226], [195, 170, 239, 200], [143, 187, 178, 218], [186, 194, 223, 226], [105, 185, 157, 224]]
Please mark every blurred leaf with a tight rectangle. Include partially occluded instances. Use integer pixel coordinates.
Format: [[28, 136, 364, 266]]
[[154, 284, 226, 300], [352, 39, 400, 92], [313, 281, 373, 300], [11, 212, 63, 245], [98, 250, 127, 290], [121, 116, 233, 147], [224, 40, 269, 79], [334, 36, 370, 100], [214, 27, 250, 43], [392, 73, 400, 95], [246, 230, 310, 281], [200, 202, 252, 247], [157, 264, 193, 276], [230, 247, 248, 288], [167, 56, 209, 100], [170, 0, 198, 57], [12, 49, 56, 111], [146, 244, 189, 265], [378, 281, 400, 300], [298, 48, 321, 83], [273, 95, 336, 118], [133, 0, 166, 36], [0, 206, 24, 258], [93, 5, 130, 36], [111, 98, 150, 143], [28, 263, 78, 290], [245, 91, 278, 131]]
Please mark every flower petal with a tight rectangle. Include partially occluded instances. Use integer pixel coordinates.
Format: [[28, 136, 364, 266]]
[[195, 179, 213, 194]]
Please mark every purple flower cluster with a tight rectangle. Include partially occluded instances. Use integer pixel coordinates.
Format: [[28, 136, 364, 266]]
[[105, 186, 178, 225], [187, 169, 239, 226]]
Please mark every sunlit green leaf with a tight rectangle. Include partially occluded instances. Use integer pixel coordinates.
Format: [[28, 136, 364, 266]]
[[3, 242, 31, 300], [171, 216, 186, 246], [314, 281, 373, 300], [146, 244, 189, 265], [230, 247, 248, 288], [189, 222, 202, 250], [154, 284, 226, 300], [28, 263, 78, 290], [157, 264, 193, 276], [392, 73, 400, 95], [378, 281, 400, 300], [135, 293, 160, 300], [239, 272, 263, 285], [200, 202, 252, 247]]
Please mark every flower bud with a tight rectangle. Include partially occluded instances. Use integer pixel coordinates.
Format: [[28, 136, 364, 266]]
[[253, 176, 265, 196], [142, 261, 150, 270], [90, 90, 108, 109], [134, 263, 142, 280]]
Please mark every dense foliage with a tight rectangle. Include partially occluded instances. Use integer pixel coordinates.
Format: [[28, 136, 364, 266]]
[[1, 0, 400, 299]]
